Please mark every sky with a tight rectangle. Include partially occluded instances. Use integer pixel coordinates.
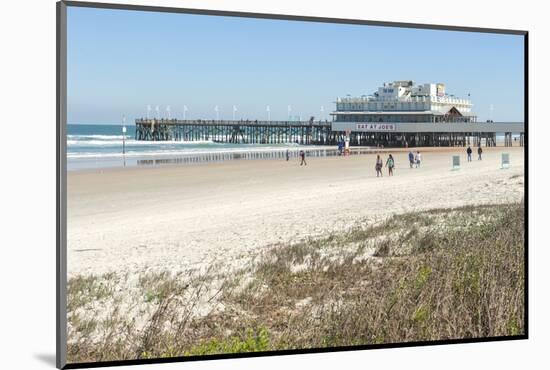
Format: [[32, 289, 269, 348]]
[[67, 6, 525, 124]]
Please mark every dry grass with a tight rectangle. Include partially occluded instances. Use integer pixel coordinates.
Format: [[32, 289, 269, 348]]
[[67, 202, 525, 363]]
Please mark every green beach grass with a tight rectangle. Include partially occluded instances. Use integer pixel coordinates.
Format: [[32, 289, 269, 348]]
[[67, 201, 525, 363]]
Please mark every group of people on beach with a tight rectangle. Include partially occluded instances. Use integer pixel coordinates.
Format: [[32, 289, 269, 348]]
[[286, 149, 307, 165], [374, 150, 423, 178], [286, 148, 307, 165], [289, 144, 486, 176], [467, 145, 483, 162], [408, 150, 422, 169], [375, 154, 395, 177]]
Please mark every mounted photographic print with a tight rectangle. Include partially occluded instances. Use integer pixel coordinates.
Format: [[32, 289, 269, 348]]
[[57, 1, 527, 368]]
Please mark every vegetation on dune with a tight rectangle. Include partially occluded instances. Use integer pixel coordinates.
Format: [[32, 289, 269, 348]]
[[67, 202, 525, 363]]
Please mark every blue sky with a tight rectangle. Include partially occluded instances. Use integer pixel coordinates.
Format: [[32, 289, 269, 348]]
[[67, 6, 525, 124]]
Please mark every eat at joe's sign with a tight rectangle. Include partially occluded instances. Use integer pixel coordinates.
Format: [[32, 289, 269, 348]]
[[356, 123, 396, 131]]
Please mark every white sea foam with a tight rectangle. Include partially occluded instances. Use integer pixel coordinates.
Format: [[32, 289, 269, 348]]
[[68, 134, 128, 140], [67, 138, 215, 146]]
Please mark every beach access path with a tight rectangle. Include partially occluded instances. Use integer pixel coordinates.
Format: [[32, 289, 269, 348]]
[[67, 147, 524, 277]]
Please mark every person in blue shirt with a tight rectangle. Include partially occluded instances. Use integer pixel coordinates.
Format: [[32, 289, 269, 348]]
[[408, 151, 414, 168]]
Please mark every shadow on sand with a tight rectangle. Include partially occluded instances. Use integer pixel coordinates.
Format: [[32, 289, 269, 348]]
[[34, 353, 56, 367]]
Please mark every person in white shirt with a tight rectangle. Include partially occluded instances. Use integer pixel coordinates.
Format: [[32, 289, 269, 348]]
[[415, 151, 422, 168]]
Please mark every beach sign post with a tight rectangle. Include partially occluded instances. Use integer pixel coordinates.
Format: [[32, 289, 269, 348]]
[[344, 130, 351, 156], [501, 153, 510, 169], [122, 116, 127, 155], [452, 155, 460, 170], [122, 116, 127, 167]]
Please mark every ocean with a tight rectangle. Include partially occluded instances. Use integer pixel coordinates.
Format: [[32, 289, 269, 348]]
[[67, 124, 337, 170]]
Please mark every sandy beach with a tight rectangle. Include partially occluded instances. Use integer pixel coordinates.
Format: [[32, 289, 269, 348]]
[[67, 146, 525, 277]]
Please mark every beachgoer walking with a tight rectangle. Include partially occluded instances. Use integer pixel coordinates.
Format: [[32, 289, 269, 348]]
[[375, 155, 383, 177], [338, 141, 344, 155], [408, 151, 414, 168], [286, 148, 290, 161], [467, 146, 473, 162], [299, 150, 307, 166], [386, 154, 395, 176], [415, 151, 422, 168], [477, 146, 483, 160]]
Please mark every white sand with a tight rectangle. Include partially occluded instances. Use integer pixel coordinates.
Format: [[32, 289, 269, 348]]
[[67, 147, 524, 277]]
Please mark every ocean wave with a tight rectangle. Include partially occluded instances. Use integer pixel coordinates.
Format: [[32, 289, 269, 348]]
[[67, 134, 131, 141], [67, 139, 214, 146]]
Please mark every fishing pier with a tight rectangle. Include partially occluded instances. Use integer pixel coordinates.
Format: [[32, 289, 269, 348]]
[[135, 119, 524, 147], [135, 119, 337, 145]]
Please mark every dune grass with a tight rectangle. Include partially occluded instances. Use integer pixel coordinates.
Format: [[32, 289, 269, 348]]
[[67, 201, 525, 363]]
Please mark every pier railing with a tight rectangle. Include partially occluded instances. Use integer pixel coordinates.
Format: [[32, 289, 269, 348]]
[[135, 118, 332, 126]]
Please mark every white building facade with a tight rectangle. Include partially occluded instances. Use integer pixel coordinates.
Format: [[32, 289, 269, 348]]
[[332, 80, 476, 123]]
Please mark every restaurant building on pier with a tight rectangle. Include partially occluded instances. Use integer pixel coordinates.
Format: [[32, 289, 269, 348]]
[[331, 80, 477, 124]]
